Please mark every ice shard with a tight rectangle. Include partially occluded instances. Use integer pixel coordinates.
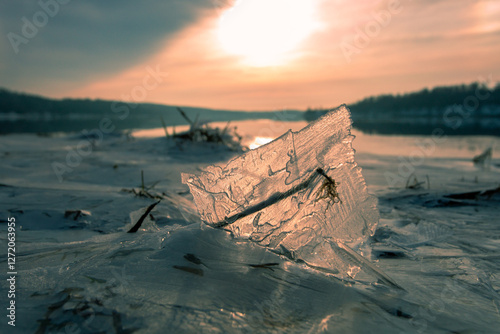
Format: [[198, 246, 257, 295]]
[[182, 105, 382, 281]]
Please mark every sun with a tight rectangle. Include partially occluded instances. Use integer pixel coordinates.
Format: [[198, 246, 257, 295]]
[[217, 0, 319, 67]]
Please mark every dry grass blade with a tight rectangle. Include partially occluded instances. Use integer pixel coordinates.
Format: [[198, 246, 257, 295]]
[[160, 115, 169, 138], [169, 108, 245, 151], [176, 107, 194, 126]]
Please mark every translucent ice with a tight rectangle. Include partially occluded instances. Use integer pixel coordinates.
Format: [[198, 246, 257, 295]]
[[182, 105, 382, 281]]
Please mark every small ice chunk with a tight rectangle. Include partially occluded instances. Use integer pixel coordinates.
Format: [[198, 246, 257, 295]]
[[182, 105, 380, 281]]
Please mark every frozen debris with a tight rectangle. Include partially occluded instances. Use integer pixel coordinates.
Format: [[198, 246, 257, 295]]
[[35, 288, 139, 334], [172, 265, 204, 276], [473, 147, 492, 169], [64, 209, 91, 221], [248, 262, 280, 270], [182, 105, 394, 285], [121, 170, 164, 199], [444, 186, 500, 201], [127, 200, 161, 233], [405, 173, 430, 190], [121, 187, 164, 199], [184, 253, 206, 266], [170, 107, 245, 151]]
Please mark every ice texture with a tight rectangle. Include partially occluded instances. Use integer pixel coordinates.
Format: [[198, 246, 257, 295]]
[[182, 105, 380, 280]]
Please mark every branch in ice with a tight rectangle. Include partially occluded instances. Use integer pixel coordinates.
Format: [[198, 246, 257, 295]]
[[213, 168, 339, 228], [315, 167, 342, 209]]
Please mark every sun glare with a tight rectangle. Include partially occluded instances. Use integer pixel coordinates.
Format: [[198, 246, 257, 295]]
[[249, 136, 274, 150], [217, 0, 318, 67], [473, 1, 500, 34]]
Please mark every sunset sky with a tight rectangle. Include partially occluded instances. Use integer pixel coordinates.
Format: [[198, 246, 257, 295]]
[[1, 0, 500, 111]]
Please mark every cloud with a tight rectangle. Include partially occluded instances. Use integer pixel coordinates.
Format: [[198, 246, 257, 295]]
[[0, 0, 212, 92], [1, 0, 498, 110]]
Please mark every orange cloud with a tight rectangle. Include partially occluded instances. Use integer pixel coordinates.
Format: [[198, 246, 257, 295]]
[[68, 0, 500, 111]]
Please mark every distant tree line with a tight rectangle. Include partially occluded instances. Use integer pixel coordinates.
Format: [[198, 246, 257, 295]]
[[2, 83, 499, 135], [304, 82, 500, 122], [0, 88, 115, 116], [0, 87, 303, 134]]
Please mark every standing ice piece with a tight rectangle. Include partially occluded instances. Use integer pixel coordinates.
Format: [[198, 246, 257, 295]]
[[183, 105, 388, 283]]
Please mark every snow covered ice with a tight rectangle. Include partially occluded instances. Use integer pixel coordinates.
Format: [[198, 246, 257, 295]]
[[1, 116, 500, 333], [183, 105, 389, 283]]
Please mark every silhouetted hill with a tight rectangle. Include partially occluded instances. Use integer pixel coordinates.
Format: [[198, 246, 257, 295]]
[[305, 82, 500, 136], [0, 88, 302, 134]]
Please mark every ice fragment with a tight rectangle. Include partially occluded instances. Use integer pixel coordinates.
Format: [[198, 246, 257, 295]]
[[182, 105, 381, 281]]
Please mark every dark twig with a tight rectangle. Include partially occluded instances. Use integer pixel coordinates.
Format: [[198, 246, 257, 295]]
[[127, 200, 161, 233], [315, 168, 342, 208], [212, 168, 339, 228], [176, 107, 194, 126], [249, 262, 280, 271]]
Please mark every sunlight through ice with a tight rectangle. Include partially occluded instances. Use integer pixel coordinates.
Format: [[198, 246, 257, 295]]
[[249, 136, 274, 150], [183, 106, 398, 285]]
